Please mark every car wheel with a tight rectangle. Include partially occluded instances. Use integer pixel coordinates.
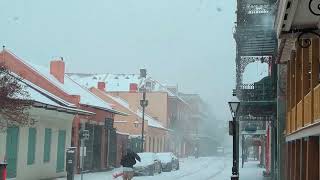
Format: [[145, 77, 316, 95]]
[[169, 163, 173, 172], [149, 168, 154, 176]]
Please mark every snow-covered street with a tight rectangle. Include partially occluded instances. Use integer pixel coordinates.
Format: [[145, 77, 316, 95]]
[[55, 156, 267, 180]]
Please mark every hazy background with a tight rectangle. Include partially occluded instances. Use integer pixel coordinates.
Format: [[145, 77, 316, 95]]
[[0, 0, 250, 125]]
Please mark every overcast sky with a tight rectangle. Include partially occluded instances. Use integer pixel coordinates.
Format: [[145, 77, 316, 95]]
[[0, 0, 246, 121]]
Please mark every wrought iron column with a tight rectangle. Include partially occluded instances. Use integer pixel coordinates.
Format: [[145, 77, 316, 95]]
[[231, 116, 239, 180]]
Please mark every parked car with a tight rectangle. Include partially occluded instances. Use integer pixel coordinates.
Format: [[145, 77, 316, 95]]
[[157, 152, 180, 172], [133, 152, 162, 176]]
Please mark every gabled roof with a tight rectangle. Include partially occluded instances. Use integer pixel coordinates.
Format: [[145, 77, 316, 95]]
[[4, 50, 115, 112]]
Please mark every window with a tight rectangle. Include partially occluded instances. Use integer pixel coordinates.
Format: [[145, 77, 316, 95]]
[[27, 128, 36, 165], [43, 128, 52, 162]]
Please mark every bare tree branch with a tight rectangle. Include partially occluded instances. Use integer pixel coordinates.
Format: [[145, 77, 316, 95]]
[[0, 64, 34, 132]]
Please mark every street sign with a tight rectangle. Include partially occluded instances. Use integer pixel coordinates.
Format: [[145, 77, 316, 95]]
[[79, 147, 87, 157], [80, 130, 89, 140], [140, 100, 148, 107]]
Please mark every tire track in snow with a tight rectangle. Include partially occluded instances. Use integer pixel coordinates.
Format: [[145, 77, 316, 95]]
[[204, 155, 228, 180], [176, 157, 224, 180]]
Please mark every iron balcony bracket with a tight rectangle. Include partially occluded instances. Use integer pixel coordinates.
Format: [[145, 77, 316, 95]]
[[297, 30, 320, 48], [309, 0, 320, 16]]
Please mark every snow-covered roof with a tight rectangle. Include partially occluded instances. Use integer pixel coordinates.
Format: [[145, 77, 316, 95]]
[[68, 73, 190, 106], [136, 110, 167, 130], [6, 50, 114, 111], [69, 73, 167, 93], [68, 73, 142, 92], [95, 89, 167, 130], [13, 77, 94, 115]]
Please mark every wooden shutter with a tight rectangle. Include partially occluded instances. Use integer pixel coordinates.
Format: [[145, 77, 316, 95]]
[[43, 128, 52, 162], [27, 128, 36, 165]]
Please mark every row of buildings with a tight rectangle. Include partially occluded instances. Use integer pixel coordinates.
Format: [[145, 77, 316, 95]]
[[234, 0, 320, 179], [0, 49, 209, 180]]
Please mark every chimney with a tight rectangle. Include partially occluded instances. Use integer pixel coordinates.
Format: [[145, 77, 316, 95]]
[[98, 82, 106, 91], [50, 58, 65, 83], [129, 83, 138, 92]]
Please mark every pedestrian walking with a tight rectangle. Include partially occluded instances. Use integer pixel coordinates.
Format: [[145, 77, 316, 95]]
[[120, 148, 141, 180]]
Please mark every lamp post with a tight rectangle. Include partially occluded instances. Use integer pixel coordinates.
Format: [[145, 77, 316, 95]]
[[140, 69, 148, 152], [228, 95, 240, 180]]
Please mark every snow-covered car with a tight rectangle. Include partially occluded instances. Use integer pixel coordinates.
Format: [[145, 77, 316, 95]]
[[133, 152, 162, 176], [157, 152, 180, 172]]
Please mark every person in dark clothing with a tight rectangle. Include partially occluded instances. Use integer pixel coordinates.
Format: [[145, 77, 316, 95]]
[[120, 149, 141, 180]]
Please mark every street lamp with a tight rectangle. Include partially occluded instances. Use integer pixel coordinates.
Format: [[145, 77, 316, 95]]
[[140, 69, 148, 152], [228, 95, 240, 180]]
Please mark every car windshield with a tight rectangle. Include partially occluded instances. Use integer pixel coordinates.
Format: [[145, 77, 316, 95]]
[[137, 153, 154, 164]]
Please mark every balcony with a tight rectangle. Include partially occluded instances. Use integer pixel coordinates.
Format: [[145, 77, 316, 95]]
[[287, 84, 320, 134], [314, 85, 320, 121], [237, 76, 275, 102]]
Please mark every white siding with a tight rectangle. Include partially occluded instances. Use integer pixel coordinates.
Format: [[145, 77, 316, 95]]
[[0, 107, 74, 180]]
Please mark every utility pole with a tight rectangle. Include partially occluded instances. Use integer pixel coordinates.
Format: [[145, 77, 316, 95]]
[[140, 69, 148, 152]]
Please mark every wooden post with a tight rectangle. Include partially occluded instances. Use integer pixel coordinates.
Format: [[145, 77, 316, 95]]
[[301, 138, 307, 180], [311, 39, 319, 123], [287, 58, 291, 134], [291, 57, 296, 131], [302, 41, 310, 127], [295, 139, 301, 180], [306, 136, 319, 180], [296, 42, 302, 129]]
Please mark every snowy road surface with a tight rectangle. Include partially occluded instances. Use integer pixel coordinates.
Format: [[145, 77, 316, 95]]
[[56, 156, 266, 180]]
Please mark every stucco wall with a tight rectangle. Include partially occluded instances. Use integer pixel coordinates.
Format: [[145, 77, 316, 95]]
[[108, 92, 169, 128], [0, 107, 74, 180]]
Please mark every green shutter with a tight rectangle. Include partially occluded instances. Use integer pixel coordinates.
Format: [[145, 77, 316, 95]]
[[56, 130, 66, 172], [43, 128, 52, 162], [6, 127, 19, 178], [27, 128, 36, 165]]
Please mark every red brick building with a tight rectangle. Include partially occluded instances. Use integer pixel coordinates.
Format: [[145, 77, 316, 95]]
[[0, 49, 124, 172]]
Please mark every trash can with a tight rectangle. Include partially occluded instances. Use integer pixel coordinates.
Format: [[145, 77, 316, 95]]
[[0, 162, 7, 180], [66, 147, 77, 180]]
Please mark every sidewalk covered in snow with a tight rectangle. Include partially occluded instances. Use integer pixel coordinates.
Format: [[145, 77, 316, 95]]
[[239, 161, 270, 180]]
